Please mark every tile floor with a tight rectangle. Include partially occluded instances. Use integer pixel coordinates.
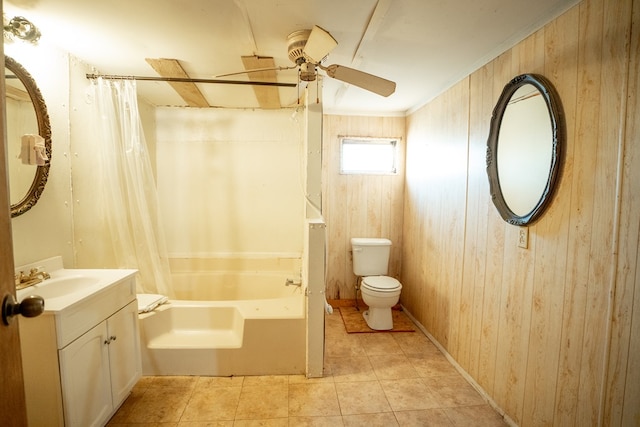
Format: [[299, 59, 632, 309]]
[[107, 312, 508, 426]]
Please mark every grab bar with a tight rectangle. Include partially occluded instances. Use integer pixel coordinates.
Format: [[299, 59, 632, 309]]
[[285, 278, 302, 287]]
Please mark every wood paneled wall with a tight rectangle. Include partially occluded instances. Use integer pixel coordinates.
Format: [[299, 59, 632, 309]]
[[322, 115, 405, 300], [402, 0, 639, 425]]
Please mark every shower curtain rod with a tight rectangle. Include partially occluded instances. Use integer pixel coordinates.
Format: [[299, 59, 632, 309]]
[[85, 73, 297, 88]]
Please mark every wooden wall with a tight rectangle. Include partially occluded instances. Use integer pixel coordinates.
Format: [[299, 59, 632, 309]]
[[401, 0, 639, 425], [322, 115, 405, 300]]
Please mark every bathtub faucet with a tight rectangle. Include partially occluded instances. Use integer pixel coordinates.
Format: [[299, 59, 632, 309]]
[[285, 278, 302, 287]]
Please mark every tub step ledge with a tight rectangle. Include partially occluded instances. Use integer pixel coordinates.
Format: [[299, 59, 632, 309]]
[[148, 330, 243, 349]]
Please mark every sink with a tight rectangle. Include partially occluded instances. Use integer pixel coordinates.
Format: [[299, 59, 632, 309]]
[[15, 256, 138, 348], [15, 256, 138, 315], [24, 275, 102, 300]]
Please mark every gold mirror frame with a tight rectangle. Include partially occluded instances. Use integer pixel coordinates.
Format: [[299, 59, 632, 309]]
[[6, 56, 52, 218]]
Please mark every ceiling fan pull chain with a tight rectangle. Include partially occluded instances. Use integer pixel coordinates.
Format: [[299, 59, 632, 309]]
[[297, 70, 301, 105]]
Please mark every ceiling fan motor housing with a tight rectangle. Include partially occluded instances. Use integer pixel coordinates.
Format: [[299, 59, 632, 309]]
[[284, 26, 394, 96], [287, 29, 311, 65], [299, 62, 316, 81]]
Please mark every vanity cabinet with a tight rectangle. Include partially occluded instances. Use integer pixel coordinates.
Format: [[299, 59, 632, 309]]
[[59, 300, 140, 426], [18, 272, 141, 427]]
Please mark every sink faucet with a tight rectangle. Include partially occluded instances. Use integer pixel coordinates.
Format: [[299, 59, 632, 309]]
[[15, 267, 51, 290]]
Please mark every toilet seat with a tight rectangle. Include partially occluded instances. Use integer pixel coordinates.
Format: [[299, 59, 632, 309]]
[[361, 276, 402, 292]]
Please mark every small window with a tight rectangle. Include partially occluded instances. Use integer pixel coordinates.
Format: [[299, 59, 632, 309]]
[[340, 137, 397, 175]]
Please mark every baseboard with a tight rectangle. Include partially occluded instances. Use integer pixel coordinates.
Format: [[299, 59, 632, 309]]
[[327, 299, 403, 310], [327, 299, 362, 308], [400, 305, 518, 427]]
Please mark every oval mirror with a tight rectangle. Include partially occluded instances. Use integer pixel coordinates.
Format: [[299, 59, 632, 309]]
[[486, 73, 564, 226], [5, 56, 52, 218]]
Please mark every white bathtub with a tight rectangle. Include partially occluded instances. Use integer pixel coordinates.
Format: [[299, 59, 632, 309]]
[[138, 272, 306, 376]]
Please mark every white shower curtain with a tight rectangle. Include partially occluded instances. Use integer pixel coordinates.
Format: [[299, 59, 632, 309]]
[[91, 78, 173, 297]]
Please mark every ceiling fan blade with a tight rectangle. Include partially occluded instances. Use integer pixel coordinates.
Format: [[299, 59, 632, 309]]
[[215, 65, 296, 78], [322, 64, 396, 97], [303, 25, 338, 63]]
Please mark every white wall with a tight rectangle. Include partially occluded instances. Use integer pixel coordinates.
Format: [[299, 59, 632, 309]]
[[6, 42, 74, 268], [6, 42, 158, 271]]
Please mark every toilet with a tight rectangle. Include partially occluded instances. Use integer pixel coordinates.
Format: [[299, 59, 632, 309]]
[[351, 237, 402, 330]]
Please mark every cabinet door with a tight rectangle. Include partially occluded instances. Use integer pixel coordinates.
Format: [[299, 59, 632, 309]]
[[59, 322, 112, 427], [108, 299, 142, 406]]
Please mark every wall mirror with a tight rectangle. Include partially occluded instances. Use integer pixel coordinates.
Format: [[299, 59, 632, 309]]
[[5, 55, 52, 218], [486, 73, 564, 226]]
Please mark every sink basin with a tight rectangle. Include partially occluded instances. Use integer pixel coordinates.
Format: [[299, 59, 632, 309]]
[[15, 256, 139, 359], [15, 257, 138, 314], [24, 275, 102, 300]]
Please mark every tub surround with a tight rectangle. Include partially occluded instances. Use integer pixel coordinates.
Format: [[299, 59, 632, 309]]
[[170, 270, 302, 300], [139, 280, 306, 377]]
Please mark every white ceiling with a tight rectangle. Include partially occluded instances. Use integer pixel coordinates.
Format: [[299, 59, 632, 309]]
[[4, 0, 577, 115]]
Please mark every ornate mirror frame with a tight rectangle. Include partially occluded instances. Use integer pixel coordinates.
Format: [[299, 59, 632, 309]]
[[486, 73, 564, 226], [5, 56, 52, 218]]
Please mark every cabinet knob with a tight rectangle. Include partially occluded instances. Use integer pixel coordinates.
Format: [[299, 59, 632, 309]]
[[2, 294, 45, 325], [104, 335, 117, 345]]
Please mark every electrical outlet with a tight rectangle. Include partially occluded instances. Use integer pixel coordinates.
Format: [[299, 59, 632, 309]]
[[518, 227, 529, 249]]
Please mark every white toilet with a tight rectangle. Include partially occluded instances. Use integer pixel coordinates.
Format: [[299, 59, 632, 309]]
[[351, 237, 402, 330]]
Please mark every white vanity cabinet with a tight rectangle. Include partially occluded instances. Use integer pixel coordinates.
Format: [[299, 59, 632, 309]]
[[59, 300, 140, 426], [18, 269, 141, 427]]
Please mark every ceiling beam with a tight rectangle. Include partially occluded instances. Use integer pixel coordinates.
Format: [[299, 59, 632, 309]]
[[333, 0, 391, 104], [234, 0, 259, 54], [242, 56, 282, 109], [351, 0, 391, 65], [145, 58, 210, 107]]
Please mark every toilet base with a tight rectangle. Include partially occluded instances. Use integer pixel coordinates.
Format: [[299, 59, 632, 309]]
[[363, 307, 393, 330]]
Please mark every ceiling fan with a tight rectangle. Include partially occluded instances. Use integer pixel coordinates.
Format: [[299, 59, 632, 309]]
[[218, 25, 396, 98]]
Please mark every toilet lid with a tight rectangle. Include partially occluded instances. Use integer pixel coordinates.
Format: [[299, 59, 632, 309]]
[[362, 276, 402, 291]]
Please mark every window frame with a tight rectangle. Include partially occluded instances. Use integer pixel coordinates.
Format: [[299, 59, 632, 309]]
[[339, 137, 399, 175]]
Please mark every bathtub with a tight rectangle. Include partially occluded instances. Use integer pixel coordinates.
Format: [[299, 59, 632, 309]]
[[138, 271, 306, 376]]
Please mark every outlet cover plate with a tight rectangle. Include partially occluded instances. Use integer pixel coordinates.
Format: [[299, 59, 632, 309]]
[[518, 227, 529, 249]]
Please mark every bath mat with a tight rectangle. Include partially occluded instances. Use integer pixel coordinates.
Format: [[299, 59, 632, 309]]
[[338, 306, 415, 333]]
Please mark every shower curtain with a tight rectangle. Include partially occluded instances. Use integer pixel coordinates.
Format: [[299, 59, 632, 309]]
[[90, 78, 173, 297]]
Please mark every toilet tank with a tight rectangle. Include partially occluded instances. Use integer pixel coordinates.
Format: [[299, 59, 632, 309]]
[[351, 238, 392, 276]]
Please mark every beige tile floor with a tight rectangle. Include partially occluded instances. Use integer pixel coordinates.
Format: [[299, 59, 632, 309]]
[[107, 312, 507, 426]]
